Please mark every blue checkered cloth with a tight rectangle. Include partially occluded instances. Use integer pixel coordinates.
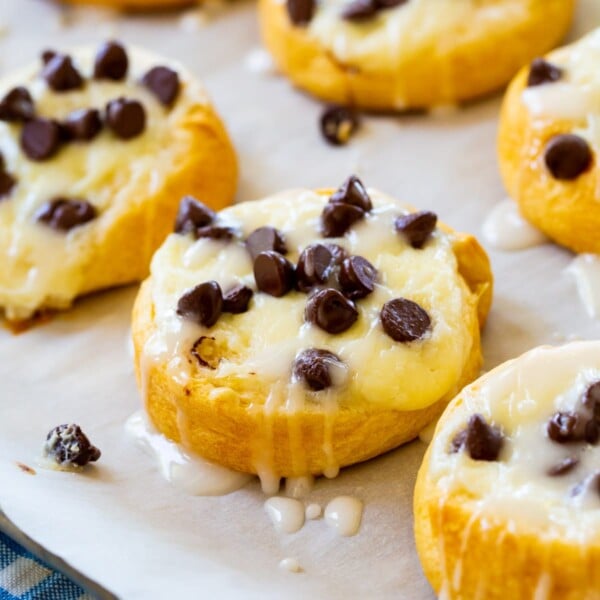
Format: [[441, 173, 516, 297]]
[[0, 532, 91, 600]]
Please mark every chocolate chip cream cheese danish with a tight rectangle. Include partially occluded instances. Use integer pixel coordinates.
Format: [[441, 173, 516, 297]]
[[132, 177, 492, 484], [499, 28, 600, 255], [259, 0, 575, 111], [415, 341, 600, 600], [0, 41, 237, 322]]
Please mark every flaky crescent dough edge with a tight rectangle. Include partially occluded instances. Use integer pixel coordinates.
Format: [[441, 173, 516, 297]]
[[259, 0, 575, 111], [131, 198, 492, 477]]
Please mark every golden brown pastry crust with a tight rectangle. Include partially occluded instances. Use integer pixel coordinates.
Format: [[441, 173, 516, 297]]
[[132, 206, 492, 477], [414, 392, 600, 600], [259, 0, 575, 111], [498, 58, 600, 255], [60, 0, 195, 9]]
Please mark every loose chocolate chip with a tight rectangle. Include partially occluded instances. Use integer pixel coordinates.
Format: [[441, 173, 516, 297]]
[[547, 411, 586, 444], [0, 171, 16, 199], [296, 244, 334, 292], [42, 54, 84, 92], [105, 97, 146, 140], [305, 288, 358, 334], [174, 195, 216, 235], [339, 255, 377, 299], [41, 50, 57, 65], [176, 281, 223, 327], [191, 336, 220, 369], [453, 414, 504, 462], [395, 211, 438, 249], [142, 66, 180, 107], [0, 87, 35, 122], [61, 108, 102, 141], [342, 0, 377, 20], [544, 134, 592, 181], [329, 175, 373, 212], [223, 285, 253, 314], [43, 424, 101, 467], [246, 226, 288, 261], [583, 381, 600, 417], [320, 105, 359, 145], [195, 225, 236, 241], [527, 58, 563, 87], [35, 198, 97, 231], [21, 118, 62, 161], [286, 0, 315, 25], [254, 251, 295, 297], [94, 41, 128, 81], [547, 457, 579, 477], [380, 298, 431, 342], [293, 348, 344, 391], [321, 202, 364, 237]]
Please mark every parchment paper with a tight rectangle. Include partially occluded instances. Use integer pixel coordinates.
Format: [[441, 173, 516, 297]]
[[1, 1, 600, 598]]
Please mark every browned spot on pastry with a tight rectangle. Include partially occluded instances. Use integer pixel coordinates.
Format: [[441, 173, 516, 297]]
[[191, 336, 220, 369]]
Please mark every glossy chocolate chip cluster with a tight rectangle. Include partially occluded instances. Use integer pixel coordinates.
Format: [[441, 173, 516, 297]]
[[173, 177, 439, 391], [285, 0, 408, 26], [526, 58, 594, 181], [43, 423, 101, 468], [451, 414, 504, 462], [0, 41, 181, 231]]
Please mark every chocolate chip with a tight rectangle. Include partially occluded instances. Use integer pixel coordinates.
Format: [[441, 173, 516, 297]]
[[296, 244, 334, 292], [105, 97, 146, 140], [293, 348, 344, 391], [254, 251, 295, 297], [380, 298, 431, 342], [585, 419, 600, 445], [324, 243, 349, 265], [42, 54, 83, 92], [41, 50, 57, 65], [329, 175, 372, 212], [142, 66, 180, 107], [547, 411, 586, 444], [174, 196, 215, 235], [0, 87, 35, 122], [35, 198, 97, 231], [0, 171, 16, 200], [246, 226, 288, 261], [321, 202, 364, 237], [342, 0, 377, 20], [61, 109, 102, 141], [176, 281, 223, 327], [339, 255, 377, 299], [305, 288, 358, 334], [43, 424, 101, 467], [453, 414, 504, 462], [21, 118, 62, 161], [191, 336, 220, 369], [583, 381, 600, 417], [395, 211, 438, 249], [527, 58, 563, 87], [286, 0, 315, 25], [94, 41, 128, 81], [544, 134, 592, 180], [375, 0, 408, 8], [320, 106, 359, 145], [547, 457, 579, 477], [195, 225, 235, 241], [223, 285, 253, 314]]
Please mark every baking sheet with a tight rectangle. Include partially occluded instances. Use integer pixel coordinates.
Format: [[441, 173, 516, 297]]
[[1, 1, 600, 598]]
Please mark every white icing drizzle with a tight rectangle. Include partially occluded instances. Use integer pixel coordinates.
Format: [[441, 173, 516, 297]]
[[278, 557, 303, 573], [125, 412, 251, 496], [264, 497, 306, 534], [482, 200, 548, 251], [324, 496, 363, 536], [305, 503, 322, 520], [567, 254, 600, 319], [244, 48, 277, 76]]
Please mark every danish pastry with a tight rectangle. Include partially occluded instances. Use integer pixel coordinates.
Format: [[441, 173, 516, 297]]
[[415, 341, 600, 600], [499, 28, 600, 254], [0, 41, 237, 322], [259, 0, 575, 111], [132, 177, 492, 484]]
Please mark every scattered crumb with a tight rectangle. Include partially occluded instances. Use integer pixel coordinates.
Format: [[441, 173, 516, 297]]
[[16, 462, 36, 475], [244, 48, 277, 76], [278, 557, 303, 573]]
